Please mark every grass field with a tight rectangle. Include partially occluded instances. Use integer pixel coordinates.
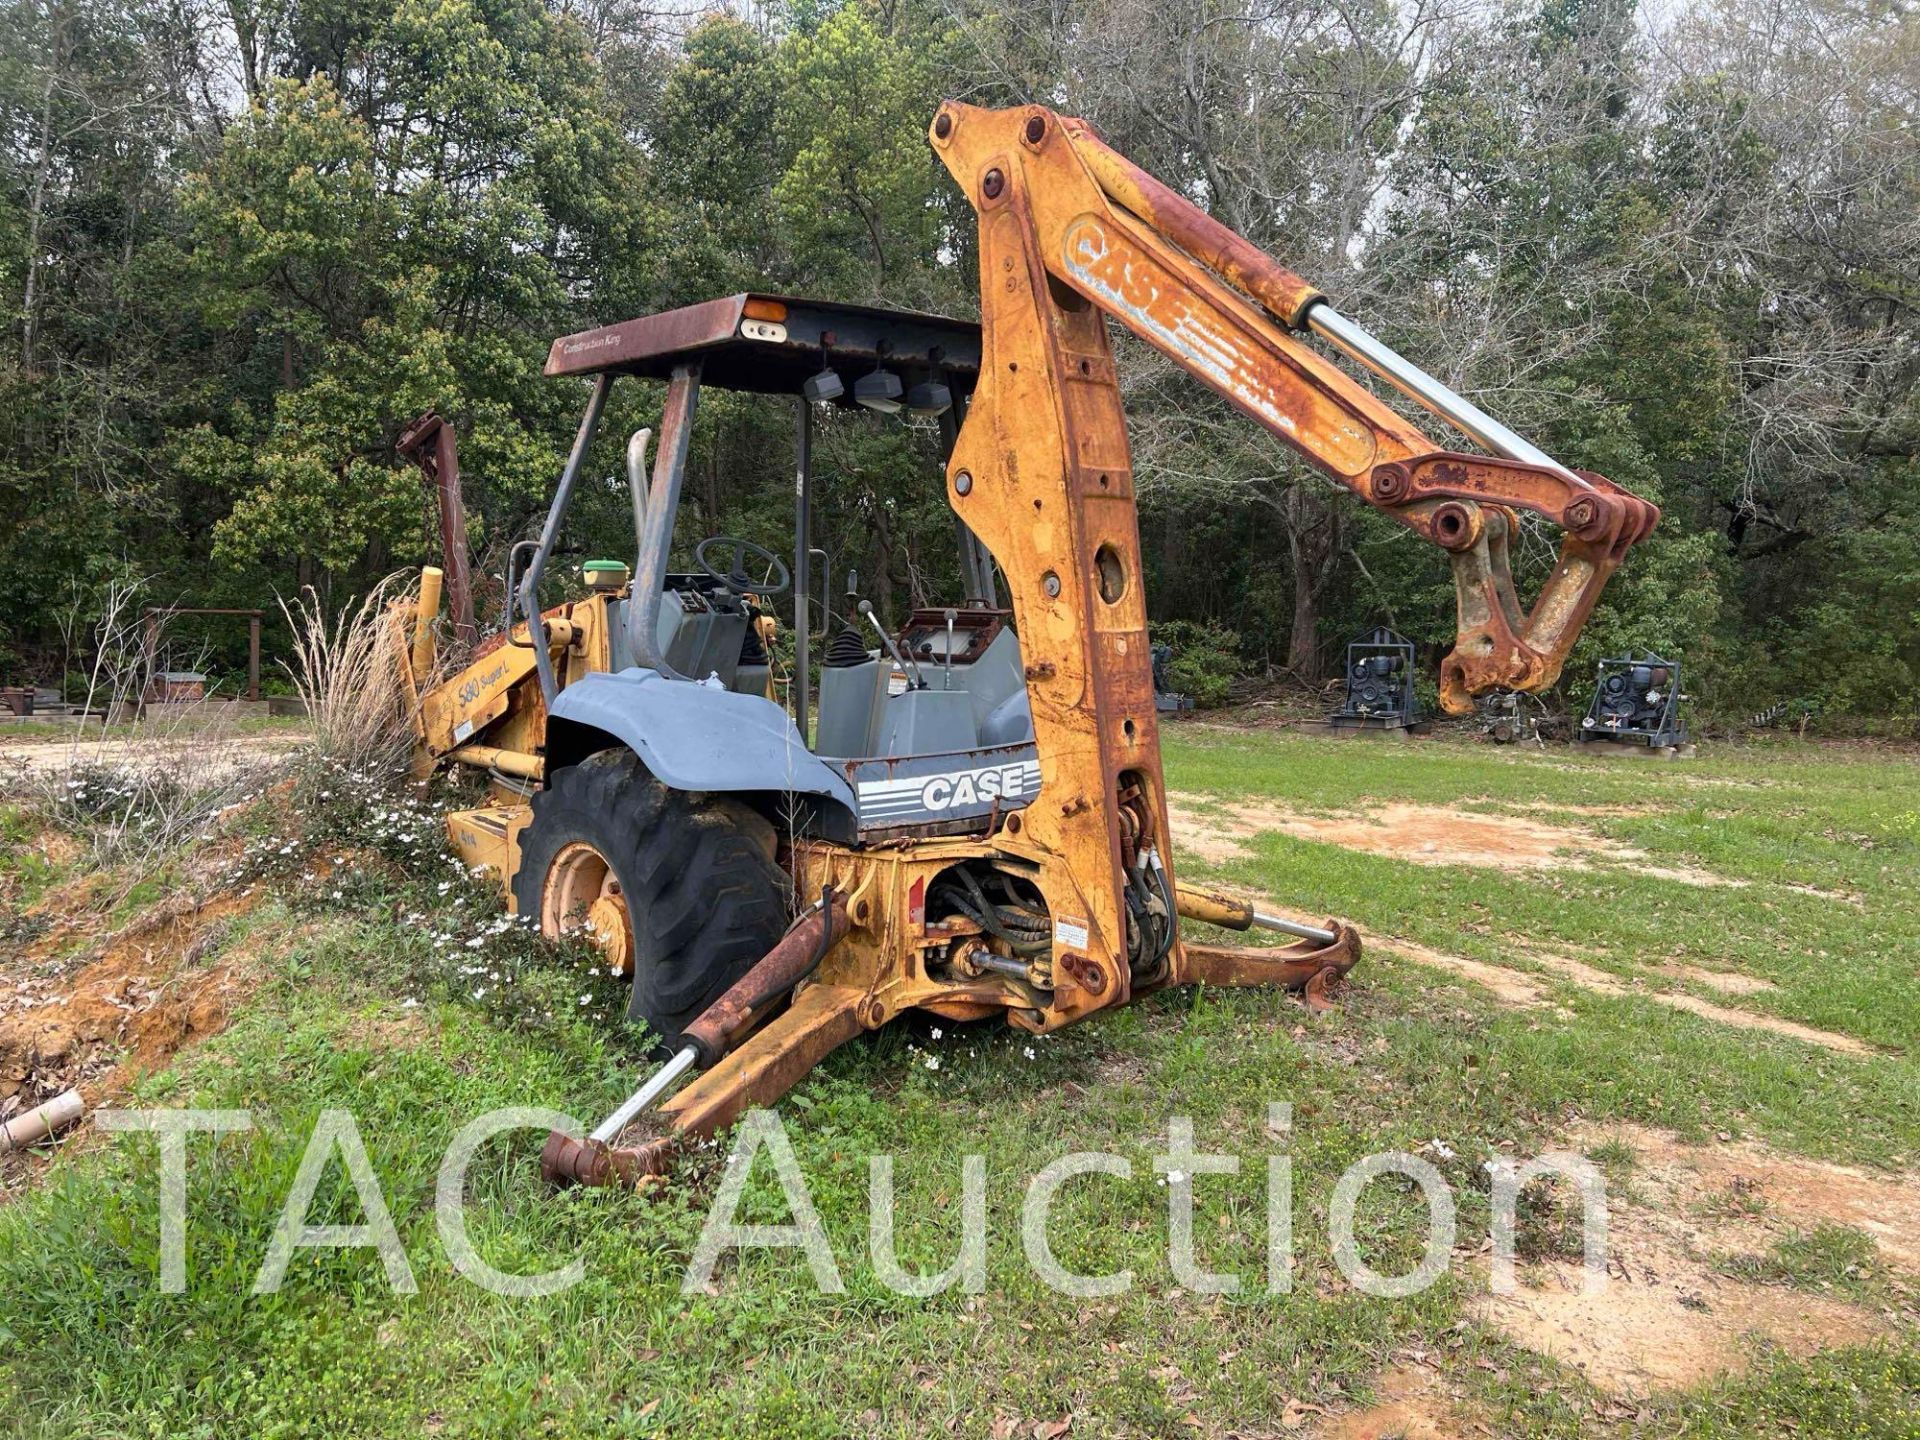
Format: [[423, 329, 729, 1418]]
[[0, 727, 1915, 1437]]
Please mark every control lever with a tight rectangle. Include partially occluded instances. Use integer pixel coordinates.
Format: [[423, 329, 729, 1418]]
[[859, 600, 925, 690], [943, 608, 957, 690]]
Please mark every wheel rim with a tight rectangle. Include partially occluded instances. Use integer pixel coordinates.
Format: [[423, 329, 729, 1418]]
[[541, 841, 634, 976]]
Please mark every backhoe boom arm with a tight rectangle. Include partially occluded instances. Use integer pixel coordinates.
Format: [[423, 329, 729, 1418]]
[[931, 103, 1658, 711]]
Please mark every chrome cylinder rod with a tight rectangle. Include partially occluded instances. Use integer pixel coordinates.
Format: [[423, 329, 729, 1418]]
[[1251, 909, 1338, 946], [589, 1044, 698, 1144], [965, 946, 1038, 983], [1303, 304, 1586, 488]]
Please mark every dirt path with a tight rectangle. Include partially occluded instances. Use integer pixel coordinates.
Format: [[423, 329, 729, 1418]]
[[1168, 794, 1880, 1056], [1204, 886, 1877, 1057], [1386, 934, 1869, 1056], [1574, 1120, 1920, 1275], [0, 732, 306, 784], [1516, 949, 1875, 1056], [1167, 793, 1734, 887], [1481, 1200, 1883, 1398], [1318, 1121, 1918, 1430], [1477, 1120, 1917, 1401], [1319, 1365, 1464, 1438]]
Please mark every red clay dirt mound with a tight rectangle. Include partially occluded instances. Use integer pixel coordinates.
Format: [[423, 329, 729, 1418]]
[[0, 890, 266, 1114], [1571, 1121, 1920, 1277], [1481, 1201, 1881, 1399]]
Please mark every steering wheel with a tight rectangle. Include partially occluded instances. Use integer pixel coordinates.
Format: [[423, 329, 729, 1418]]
[[695, 535, 791, 598]]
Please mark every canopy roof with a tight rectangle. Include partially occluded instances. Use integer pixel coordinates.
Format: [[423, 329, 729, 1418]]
[[545, 294, 982, 401]]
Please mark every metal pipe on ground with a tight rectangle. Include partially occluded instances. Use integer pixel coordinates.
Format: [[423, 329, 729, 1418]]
[[0, 1089, 85, 1153]]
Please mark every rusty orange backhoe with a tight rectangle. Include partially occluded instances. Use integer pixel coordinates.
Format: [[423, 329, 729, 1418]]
[[396, 103, 1657, 1186]]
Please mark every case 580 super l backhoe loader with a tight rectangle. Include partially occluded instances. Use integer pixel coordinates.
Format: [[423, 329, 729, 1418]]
[[399, 103, 1657, 1186]]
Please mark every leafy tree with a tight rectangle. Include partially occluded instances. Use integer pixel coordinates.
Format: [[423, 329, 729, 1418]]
[[1, 0, 1915, 732]]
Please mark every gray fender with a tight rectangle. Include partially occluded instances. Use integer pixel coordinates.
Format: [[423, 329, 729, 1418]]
[[544, 668, 857, 821]]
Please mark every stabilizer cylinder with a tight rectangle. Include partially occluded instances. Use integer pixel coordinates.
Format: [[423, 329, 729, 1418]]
[[543, 894, 853, 1188], [1167, 883, 1360, 1010]]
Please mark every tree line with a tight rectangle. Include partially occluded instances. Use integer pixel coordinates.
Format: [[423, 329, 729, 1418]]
[[2, 0, 1915, 727]]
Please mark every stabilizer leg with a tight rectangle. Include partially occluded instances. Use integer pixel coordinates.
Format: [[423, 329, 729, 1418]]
[[1167, 882, 1363, 1011], [542, 893, 864, 1188], [542, 982, 869, 1188]]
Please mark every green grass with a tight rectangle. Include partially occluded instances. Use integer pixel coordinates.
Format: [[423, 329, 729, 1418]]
[[0, 804, 64, 910], [0, 731, 1914, 1437], [0, 712, 310, 744], [1719, 1224, 1891, 1303]]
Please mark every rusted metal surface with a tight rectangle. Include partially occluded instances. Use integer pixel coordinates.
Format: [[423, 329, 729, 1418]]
[[541, 910, 868, 1190], [681, 896, 851, 1064], [544, 984, 869, 1188], [414, 594, 607, 763], [545, 294, 983, 399], [1169, 924, 1363, 1013], [548, 295, 746, 378], [933, 101, 1182, 1028], [660, 983, 869, 1140], [539, 1128, 676, 1188], [397, 411, 478, 646], [1070, 123, 1325, 330], [441, 102, 1664, 1204], [930, 101, 1656, 715]]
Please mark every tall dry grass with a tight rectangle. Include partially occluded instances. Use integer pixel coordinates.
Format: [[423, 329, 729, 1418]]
[[279, 575, 425, 781]]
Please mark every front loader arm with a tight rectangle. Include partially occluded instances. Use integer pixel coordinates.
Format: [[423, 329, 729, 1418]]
[[930, 103, 1657, 711]]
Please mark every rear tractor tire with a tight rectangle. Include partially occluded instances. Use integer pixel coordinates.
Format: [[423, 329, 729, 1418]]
[[512, 750, 790, 1044]]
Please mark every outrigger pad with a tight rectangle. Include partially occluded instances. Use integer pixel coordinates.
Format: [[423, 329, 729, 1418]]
[[540, 1131, 676, 1189], [1173, 923, 1362, 1012]]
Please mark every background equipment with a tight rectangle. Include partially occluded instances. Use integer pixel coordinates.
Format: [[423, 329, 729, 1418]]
[[1328, 627, 1423, 733], [1151, 643, 1194, 713], [1578, 651, 1688, 749]]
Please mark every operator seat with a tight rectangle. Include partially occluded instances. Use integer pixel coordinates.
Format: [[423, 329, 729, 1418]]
[[814, 606, 1033, 759]]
